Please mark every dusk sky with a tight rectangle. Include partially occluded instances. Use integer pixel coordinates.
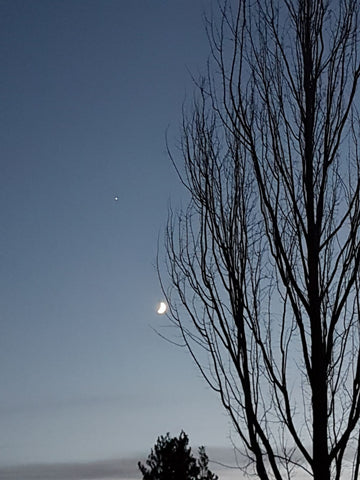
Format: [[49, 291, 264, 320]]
[[0, 1, 242, 479]]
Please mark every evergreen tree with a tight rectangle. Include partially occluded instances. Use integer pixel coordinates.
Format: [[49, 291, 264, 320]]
[[138, 431, 218, 480]]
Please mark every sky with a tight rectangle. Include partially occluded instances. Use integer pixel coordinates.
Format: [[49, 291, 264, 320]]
[[0, 1, 243, 479]]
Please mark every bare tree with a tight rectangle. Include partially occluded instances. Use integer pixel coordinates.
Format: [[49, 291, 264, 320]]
[[160, 1, 360, 479]]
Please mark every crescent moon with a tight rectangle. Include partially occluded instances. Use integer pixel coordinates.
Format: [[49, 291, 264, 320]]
[[157, 302, 167, 315]]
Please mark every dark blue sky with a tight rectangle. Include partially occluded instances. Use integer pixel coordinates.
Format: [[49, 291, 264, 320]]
[[1, 0, 236, 478]]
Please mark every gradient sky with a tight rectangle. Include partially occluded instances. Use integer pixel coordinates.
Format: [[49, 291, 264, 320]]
[[0, 1, 242, 479]]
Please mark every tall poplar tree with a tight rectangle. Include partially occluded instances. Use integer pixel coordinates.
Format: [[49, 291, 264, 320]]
[[162, 1, 360, 478]]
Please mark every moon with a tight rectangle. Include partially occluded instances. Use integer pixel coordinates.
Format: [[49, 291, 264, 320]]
[[157, 301, 167, 315]]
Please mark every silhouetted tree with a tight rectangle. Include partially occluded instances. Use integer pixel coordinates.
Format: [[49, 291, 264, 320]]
[[197, 446, 219, 480], [160, 1, 360, 479], [138, 431, 218, 480]]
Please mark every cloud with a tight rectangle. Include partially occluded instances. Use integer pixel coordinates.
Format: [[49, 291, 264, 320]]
[[0, 457, 140, 480], [4, 443, 351, 480], [0, 446, 243, 480]]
